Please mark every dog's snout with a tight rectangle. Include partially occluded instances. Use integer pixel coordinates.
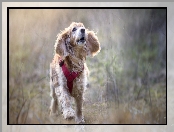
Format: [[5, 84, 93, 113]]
[[81, 28, 85, 33]]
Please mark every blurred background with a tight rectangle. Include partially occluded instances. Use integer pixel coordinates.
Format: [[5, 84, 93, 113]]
[[9, 9, 166, 124]]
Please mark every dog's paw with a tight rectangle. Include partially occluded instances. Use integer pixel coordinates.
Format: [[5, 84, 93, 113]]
[[75, 116, 85, 124], [63, 108, 75, 119]]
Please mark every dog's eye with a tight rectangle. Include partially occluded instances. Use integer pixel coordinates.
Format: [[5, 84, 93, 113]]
[[72, 27, 77, 32]]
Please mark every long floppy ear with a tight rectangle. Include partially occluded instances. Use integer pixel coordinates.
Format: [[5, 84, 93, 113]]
[[86, 30, 101, 57], [54, 28, 70, 57]]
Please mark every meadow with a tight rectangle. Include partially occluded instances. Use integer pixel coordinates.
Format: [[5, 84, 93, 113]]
[[9, 8, 166, 124]]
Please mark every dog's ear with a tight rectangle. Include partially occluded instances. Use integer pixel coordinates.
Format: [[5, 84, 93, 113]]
[[54, 28, 70, 57], [86, 30, 101, 57]]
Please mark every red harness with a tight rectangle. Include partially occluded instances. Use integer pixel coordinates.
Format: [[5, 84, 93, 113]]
[[59, 60, 83, 94]]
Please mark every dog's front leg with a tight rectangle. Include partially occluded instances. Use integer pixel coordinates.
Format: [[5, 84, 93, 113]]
[[74, 93, 85, 124], [58, 86, 75, 119]]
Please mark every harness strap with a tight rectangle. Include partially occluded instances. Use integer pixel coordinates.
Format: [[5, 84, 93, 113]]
[[59, 60, 83, 94]]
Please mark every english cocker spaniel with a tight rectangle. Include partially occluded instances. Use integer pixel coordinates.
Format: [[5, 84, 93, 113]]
[[49, 22, 101, 124]]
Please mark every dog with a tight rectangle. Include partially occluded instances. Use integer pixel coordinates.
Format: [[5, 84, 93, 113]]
[[49, 22, 100, 124]]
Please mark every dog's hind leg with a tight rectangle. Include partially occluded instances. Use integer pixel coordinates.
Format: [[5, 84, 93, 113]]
[[49, 86, 58, 116], [49, 63, 58, 116]]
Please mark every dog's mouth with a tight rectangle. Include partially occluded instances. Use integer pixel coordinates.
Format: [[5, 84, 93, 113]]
[[77, 37, 86, 45]]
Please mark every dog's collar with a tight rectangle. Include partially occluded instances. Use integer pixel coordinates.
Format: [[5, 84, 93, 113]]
[[59, 60, 84, 94]]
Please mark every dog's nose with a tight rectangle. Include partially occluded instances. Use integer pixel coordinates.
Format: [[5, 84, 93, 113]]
[[81, 29, 85, 33]]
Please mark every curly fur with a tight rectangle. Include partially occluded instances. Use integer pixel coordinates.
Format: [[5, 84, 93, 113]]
[[49, 22, 100, 124]]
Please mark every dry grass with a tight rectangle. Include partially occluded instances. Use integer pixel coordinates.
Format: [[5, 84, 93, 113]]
[[9, 82, 166, 124]]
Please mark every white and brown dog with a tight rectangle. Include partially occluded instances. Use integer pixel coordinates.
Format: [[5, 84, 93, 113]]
[[49, 22, 100, 124]]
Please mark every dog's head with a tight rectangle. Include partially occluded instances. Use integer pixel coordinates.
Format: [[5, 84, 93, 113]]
[[55, 22, 101, 58]]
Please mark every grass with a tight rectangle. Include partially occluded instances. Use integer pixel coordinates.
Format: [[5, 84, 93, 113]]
[[9, 79, 166, 124]]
